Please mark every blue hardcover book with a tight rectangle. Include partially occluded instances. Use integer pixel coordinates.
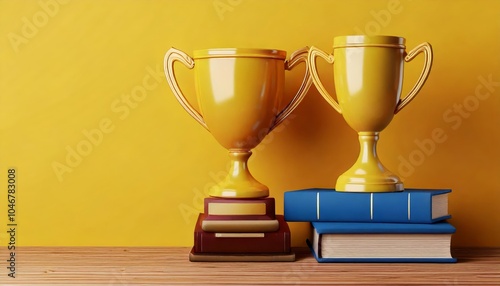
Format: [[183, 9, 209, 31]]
[[284, 188, 451, 223], [308, 221, 457, 263]]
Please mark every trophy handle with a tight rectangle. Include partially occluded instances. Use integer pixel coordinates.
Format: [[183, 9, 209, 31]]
[[164, 47, 208, 130], [395, 42, 433, 114], [308, 46, 342, 114], [270, 47, 312, 131]]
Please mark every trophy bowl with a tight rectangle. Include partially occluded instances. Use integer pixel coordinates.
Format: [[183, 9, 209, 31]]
[[165, 47, 311, 198], [308, 35, 433, 192]]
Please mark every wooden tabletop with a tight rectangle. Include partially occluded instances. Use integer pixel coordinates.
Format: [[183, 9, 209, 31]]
[[1, 247, 499, 285]]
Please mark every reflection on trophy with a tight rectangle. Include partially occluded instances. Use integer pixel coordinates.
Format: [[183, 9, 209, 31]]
[[308, 35, 433, 192], [164, 47, 311, 261]]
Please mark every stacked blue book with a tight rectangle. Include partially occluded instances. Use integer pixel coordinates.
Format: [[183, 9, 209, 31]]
[[284, 188, 456, 262]]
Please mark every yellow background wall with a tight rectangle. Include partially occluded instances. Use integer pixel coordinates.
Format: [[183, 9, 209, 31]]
[[0, 0, 499, 247]]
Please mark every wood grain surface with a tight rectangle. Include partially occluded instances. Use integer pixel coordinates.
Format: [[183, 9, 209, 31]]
[[1, 247, 499, 285]]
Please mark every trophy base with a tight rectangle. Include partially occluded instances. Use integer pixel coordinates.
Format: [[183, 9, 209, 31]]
[[208, 184, 269, 198], [208, 150, 269, 198], [191, 199, 293, 262], [336, 174, 404, 193], [336, 132, 404, 192]]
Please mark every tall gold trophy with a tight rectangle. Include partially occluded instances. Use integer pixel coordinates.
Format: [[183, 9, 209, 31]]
[[164, 47, 311, 261], [308, 35, 433, 192]]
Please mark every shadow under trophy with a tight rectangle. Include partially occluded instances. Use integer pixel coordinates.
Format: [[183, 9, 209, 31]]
[[308, 35, 433, 192], [164, 47, 311, 261]]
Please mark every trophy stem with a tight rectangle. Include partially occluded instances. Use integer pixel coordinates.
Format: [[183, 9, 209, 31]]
[[336, 132, 404, 192], [359, 132, 380, 164], [208, 150, 269, 198]]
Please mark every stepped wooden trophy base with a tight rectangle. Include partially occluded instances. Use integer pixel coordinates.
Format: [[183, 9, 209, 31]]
[[190, 197, 294, 262]]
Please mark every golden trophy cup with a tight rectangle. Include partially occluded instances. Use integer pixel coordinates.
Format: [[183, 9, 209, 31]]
[[308, 35, 433, 192], [165, 47, 311, 198]]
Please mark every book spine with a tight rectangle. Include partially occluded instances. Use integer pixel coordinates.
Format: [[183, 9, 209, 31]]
[[201, 218, 280, 232], [284, 189, 449, 223], [202, 215, 274, 221], [193, 231, 290, 253], [194, 214, 290, 254]]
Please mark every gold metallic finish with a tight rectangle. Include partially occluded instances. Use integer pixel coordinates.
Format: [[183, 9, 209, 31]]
[[193, 48, 287, 60], [334, 43, 406, 49], [165, 47, 311, 198], [215, 233, 265, 238], [308, 35, 433, 192]]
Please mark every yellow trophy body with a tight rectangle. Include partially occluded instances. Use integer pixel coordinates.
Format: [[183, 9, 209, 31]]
[[309, 35, 433, 192], [165, 48, 311, 198]]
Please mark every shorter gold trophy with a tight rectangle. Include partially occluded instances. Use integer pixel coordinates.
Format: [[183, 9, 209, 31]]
[[164, 47, 311, 261], [308, 35, 433, 192]]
